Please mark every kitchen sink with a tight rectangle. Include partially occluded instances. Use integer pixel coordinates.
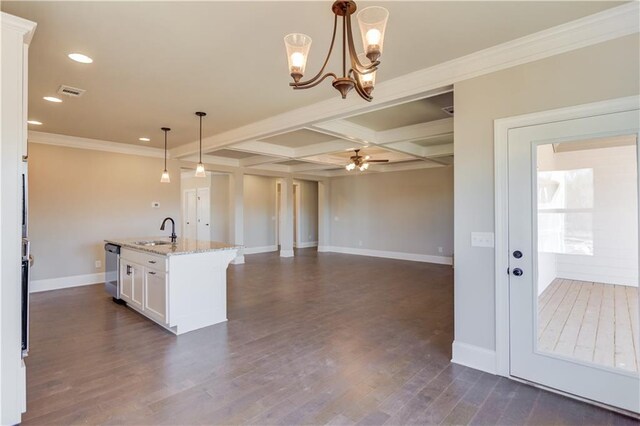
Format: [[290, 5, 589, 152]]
[[134, 240, 172, 246]]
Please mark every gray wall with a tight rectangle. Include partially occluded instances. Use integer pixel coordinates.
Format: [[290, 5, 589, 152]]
[[28, 143, 181, 280], [211, 174, 230, 242], [329, 167, 454, 256], [453, 35, 640, 351], [295, 179, 318, 244], [243, 174, 277, 248]]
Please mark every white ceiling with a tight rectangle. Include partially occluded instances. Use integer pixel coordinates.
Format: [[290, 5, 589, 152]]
[[3, 1, 626, 177]]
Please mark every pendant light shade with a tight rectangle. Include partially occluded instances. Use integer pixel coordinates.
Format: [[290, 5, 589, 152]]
[[160, 127, 171, 183], [195, 111, 207, 178]]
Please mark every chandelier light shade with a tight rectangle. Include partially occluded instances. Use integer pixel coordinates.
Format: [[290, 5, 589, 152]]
[[357, 6, 388, 62], [284, 0, 389, 102], [160, 127, 171, 183], [195, 111, 207, 178], [284, 33, 312, 83]]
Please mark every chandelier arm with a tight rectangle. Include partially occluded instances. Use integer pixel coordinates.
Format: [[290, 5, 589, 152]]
[[291, 14, 339, 87], [292, 72, 338, 90]]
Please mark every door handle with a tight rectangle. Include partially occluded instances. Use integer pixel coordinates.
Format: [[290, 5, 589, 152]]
[[148, 271, 156, 275], [513, 250, 523, 259], [148, 260, 156, 264], [512, 268, 523, 276]]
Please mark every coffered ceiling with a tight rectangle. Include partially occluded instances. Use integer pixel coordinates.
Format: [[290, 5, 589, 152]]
[[2, 1, 626, 177]]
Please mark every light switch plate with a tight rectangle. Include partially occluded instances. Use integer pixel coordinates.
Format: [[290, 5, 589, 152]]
[[471, 232, 494, 248], [151, 201, 160, 209]]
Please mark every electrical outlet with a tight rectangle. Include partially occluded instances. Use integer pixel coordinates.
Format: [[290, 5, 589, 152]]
[[358, 240, 363, 247], [95, 260, 102, 269], [334, 216, 339, 221], [438, 247, 443, 253], [151, 201, 160, 209]]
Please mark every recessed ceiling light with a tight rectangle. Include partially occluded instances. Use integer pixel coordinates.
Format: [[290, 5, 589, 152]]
[[68, 53, 93, 64], [27, 120, 43, 125], [43, 96, 62, 103], [139, 137, 150, 142]]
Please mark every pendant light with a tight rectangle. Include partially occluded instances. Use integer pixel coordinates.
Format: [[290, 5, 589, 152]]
[[195, 111, 207, 177], [160, 127, 171, 183]]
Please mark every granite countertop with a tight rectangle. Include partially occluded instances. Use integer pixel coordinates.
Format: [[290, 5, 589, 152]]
[[105, 237, 240, 257]]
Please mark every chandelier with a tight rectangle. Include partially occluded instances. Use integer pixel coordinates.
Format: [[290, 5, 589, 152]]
[[284, 1, 389, 102]]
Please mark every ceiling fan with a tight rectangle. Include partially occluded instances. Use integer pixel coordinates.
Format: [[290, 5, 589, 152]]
[[345, 149, 389, 171]]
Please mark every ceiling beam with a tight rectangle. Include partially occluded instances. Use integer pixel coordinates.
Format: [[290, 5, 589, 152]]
[[240, 155, 285, 167], [377, 118, 453, 144], [293, 139, 356, 158], [227, 140, 294, 158], [308, 120, 377, 145]]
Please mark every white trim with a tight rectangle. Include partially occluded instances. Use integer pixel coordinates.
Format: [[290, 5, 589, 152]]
[[243, 245, 278, 255], [493, 95, 640, 377], [29, 131, 166, 158], [320, 246, 453, 265], [451, 341, 497, 374], [230, 255, 245, 265], [294, 241, 318, 249], [30, 272, 104, 293], [170, 3, 639, 159], [1, 12, 37, 44], [280, 249, 294, 258]]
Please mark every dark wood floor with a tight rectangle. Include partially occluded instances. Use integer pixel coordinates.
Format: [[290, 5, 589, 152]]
[[24, 249, 636, 425]]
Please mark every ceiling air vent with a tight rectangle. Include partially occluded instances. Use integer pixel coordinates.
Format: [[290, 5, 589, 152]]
[[442, 106, 454, 116], [57, 85, 86, 97]]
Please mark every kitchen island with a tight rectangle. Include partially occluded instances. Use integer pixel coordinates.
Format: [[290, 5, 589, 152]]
[[104, 237, 239, 335]]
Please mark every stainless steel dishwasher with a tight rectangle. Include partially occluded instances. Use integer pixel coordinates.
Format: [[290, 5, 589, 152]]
[[104, 243, 125, 304]]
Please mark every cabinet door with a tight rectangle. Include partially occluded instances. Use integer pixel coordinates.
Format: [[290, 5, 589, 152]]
[[144, 270, 167, 324], [130, 263, 144, 309], [120, 262, 133, 303]]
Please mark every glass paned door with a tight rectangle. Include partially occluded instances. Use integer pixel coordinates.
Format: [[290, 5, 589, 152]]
[[508, 109, 640, 413]]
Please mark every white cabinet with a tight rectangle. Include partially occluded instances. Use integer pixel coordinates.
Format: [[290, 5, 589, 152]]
[[115, 245, 237, 334], [120, 249, 168, 325], [130, 263, 145, 310], [144, 269, 167, 324], [120, 262, 133, 302]]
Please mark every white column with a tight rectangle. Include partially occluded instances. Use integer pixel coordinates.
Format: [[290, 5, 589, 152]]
[[229, 170, 244, 264], [280, 176, 294, 257], [317, 179, 331, 252]]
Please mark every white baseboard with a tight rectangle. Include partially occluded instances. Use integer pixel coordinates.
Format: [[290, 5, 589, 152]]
[[451, 341, 497, 374], [280, 249, 294, 258], [318, 246, 453, 265], [243, 245, 278, 255], [294, 241, 318, 249], [30, 272, 105, 293], [230, 255, 245, 265]]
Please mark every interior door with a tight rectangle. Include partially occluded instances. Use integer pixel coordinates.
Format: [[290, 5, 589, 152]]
[[508, 109, 639, 413], [196, 187, 211, 241], [184, 189, 197, 241]]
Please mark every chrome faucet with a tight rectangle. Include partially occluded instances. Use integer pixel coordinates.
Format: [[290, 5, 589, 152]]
[[160, 217, 177, 243]]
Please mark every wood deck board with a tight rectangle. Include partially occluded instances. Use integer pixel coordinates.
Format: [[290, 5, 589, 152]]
[[538, 278, 638, 373]]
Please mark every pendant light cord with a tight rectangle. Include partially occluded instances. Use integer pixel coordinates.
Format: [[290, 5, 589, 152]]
[[199, 115, 203, 163], [164, 130, 168, 171]]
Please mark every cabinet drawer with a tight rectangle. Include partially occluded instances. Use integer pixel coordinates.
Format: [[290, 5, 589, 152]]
[[121, 248, 167, 272]]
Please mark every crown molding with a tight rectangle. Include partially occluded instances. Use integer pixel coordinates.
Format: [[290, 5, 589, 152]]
[[1, 12, 37, 44], [28, 131, 166, 158], [170, 3, 639, 159]]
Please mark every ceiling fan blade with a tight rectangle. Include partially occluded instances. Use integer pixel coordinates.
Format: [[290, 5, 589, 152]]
[[368, 159, 389, 162]]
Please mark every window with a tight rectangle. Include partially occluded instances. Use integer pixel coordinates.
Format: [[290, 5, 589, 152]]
[[537, 168, 593, 255]]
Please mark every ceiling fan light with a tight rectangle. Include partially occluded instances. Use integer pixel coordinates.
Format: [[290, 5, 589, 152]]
[[160, 170, 171, 183], [357, 6, 389, 62], [195, 162, 206, 178], [284, 33, 312, 82]]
